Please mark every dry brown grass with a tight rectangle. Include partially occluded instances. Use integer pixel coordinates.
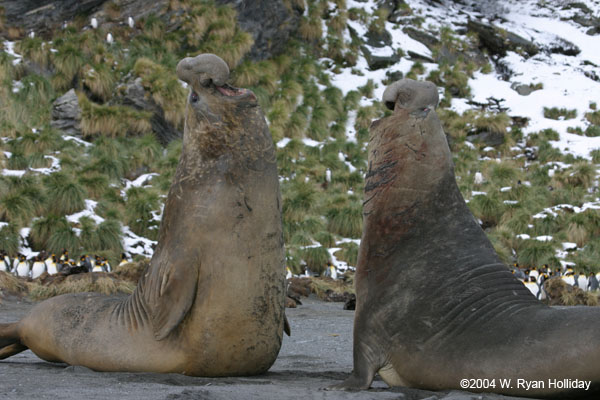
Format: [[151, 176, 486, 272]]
[[309, 276, 355, 300], [79, 93, 152, 138], [27, 273, 135, 301], [566, 222, 588, 248], [0, 271, 27, 295], [544, 277, 598, 306], [113, 259, 149, 283]]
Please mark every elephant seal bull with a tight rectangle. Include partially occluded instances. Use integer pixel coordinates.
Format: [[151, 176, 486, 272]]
[[332, 79, 600, 398], [0, 53, 287, 376]]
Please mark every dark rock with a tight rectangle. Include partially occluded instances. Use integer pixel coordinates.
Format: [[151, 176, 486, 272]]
[[562, 2, 592, 13], [467, 18, 539, 58], [115, 77, 182, 146], [1, 0, 108, 38], [494, 60, 513, 81], [510, 116, 529, 128], [2, 0, 300, 61], [51, 89, 82, 136], [343, 294, 356, 310], [365, 28, 393, 48], [407, 50, 434, 63], [584, 70, 600, 82], [385, 69, 404, 84], [402, 26, 439, 49], [466, 130, 505, 147], [572, 14, 597, 27], [361, 46, 401, 70], [587, 26, 600, 36], [216, 0, 301, 61], [545, 37, 581, 56], [433, 42, 487, 68], [22, 60, 52, 79], [510, 82, 541, 96]]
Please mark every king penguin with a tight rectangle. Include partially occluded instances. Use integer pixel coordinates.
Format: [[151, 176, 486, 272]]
[[14, 255, 30, 278], [576, 272, 588, 292], [0, 251, 9, 273], [46, 255, 58, 275], [588, 273, 599, 291], [524, 276, 539, 298], [118, 253, 129, 267], [562, 271, 576, 286], [30, 255, 47, 279]]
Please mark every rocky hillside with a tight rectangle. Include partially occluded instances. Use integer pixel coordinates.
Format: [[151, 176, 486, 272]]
[[0, 0, 599, 275]]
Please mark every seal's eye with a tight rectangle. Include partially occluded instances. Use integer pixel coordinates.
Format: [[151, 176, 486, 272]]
[[190, 91, 199, 103]]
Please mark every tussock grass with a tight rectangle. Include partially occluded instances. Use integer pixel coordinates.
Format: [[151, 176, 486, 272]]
[[113, 259, 149, 282], [30, 215, 69, 251], [544, 277, 598, 306], [0, 271, 26, 296], [543, 107, 577, 120], [17, 37, 50, 68], [557, 162, 596, 189], [300, 246, 330, 275], [468, 193, 504, 227], [299, 16, 323, 42], [0, 190, 36, 225], [0, 224, 20, 256], [51, 41, 85, 91], [309, 276, 354, 300], [47, 224, 79, 254], [79, 173, 109, 198], [44, 172, 86, 215], [79, 94, 152, 138], [517, 239, 557, 268], [326, 203, 363, 238], [82, 63, 116, 102], [125, 187, 160, 239], [334, 241, 359, 266], [585, 110, 600, 125], [132, 58, 186, 127], [428, 63, 471, 99], [566, 222, 588, 248], [486, 161, 521, 186]]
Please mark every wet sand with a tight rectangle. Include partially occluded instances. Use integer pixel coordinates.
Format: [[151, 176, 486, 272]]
[[0, 295, 529, 400]]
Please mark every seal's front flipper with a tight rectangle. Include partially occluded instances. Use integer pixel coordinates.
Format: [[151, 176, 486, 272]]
[[284, 313, 291, 336], [325, 345, 376, 391], [145, 258, 200, 340], [325, 371, 373, 391], [0, 322, 27, 360], [0, 343, 27, 359]]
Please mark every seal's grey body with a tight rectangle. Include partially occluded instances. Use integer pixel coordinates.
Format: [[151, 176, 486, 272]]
[[0, 54, 286, 376], [334, 79, 600, 398]]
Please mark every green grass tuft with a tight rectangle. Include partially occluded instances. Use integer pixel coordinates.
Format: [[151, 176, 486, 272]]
[[543, 107, 577, 120]]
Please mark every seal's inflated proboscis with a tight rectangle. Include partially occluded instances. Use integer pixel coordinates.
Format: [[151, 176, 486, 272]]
[[0, 54, 286, 377], [332, 79, 600, 398]]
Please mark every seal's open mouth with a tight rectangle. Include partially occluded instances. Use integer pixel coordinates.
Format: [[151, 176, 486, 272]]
[[216, 83, 250, 97]]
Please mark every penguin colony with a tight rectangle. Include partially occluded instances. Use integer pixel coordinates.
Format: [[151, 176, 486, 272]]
[[0, 249, 130, 279], [511, 263, 600, 299]]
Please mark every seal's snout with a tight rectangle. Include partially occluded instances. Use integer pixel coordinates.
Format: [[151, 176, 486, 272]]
[[176, 53, 255, 101], [382, 79, 439, 114], [176, 53, 230, 90]]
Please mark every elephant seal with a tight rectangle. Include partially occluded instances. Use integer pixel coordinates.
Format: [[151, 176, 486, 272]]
[[0, 53, 287, 376], [332, 79, 600, 398]]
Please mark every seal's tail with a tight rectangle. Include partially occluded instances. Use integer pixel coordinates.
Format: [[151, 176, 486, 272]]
[[0, 322, 27, 359]]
